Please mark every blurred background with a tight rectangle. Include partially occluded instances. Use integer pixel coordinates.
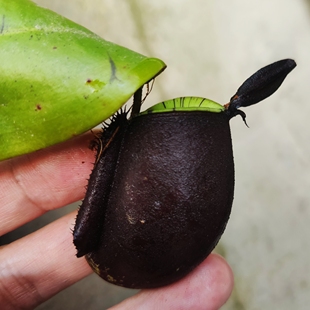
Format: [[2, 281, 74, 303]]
[[3, 0, 309, 308]]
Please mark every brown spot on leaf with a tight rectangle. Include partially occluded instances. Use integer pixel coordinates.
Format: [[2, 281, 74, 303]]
[[35, 104, 42, 111]]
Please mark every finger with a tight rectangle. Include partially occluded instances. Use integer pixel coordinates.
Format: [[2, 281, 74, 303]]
[[0, 132, 96, 235], [0, 211, 92, 309], [111, 253, 233, 310]]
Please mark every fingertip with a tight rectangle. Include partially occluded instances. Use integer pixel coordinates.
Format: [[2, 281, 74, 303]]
[[111, 253, 234, 310], [172, 253, 234, 309], [199, 253, 234, 308]]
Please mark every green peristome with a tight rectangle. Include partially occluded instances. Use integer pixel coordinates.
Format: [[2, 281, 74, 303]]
[[0, 0, 166, 161], [142, 97, 224, 114]]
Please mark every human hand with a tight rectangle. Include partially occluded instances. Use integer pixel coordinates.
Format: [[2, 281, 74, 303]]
[[0, 132, 233, 309]]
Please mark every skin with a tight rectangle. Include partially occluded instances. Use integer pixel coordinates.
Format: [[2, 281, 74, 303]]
[[0, 132, 233, 310]]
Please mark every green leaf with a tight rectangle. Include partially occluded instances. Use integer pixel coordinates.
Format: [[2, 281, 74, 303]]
[[0, 0, 166, 161]]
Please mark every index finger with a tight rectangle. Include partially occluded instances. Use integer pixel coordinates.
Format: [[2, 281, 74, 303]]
[[0, 132, 96, 236]]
